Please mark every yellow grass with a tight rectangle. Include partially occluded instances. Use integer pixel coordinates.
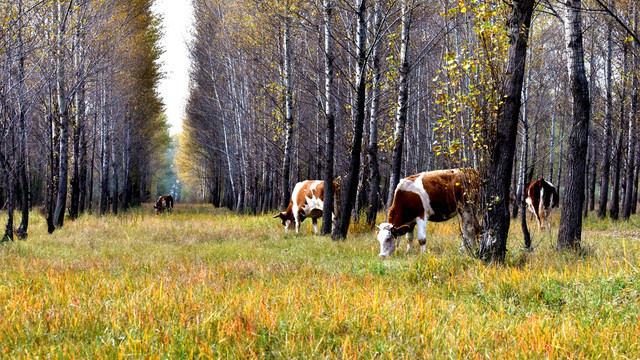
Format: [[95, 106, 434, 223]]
[[0, 203, 639, 358]]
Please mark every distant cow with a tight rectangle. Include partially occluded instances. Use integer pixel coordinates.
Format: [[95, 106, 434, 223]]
[[376, 169, 480, 258], [154, 195, 174, 214], [525, 177, 559, 230], [274, 180, 338, 234]]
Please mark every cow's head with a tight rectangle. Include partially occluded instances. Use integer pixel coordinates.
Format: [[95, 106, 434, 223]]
[[273, 212, 294, 231], [376, 223, 411, 259]]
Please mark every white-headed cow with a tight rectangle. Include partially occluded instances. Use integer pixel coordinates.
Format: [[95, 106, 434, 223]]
[[376, 169, 480, 258], [525, 177, 559, 230], [274, 180, 338, 234]]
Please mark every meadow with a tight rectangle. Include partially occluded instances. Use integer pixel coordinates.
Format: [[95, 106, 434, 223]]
[[0, 203, 639, 358]]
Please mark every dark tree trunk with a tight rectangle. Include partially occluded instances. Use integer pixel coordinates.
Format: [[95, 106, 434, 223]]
[[333, 0, 368, 240], [557, 0, 591, 250], [0, 151, 14, 242], [53, 0, 71, 228], [623, 40, 638, 219], [321, 0, 335, 235], [479, 0, 535, 263]]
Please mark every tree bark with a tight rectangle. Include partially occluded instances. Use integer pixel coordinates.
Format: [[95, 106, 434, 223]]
[[53, 0, 72, 228], [479, 0, 535, 263], [99, 81, 110, 216], [321, 0, 335, 235], [557, 0, 591, 250], [623, 33, 638, 219], [598, 23, 613, 218], [0, 150, 14, 242], [333, 0, 368, 240], [280, 14, 294, 209], [365, 1, 381, 228], [386, 1, 412, 209], [610, 43, 628, 220], [15, 0, 29, 239], [519, 70, 531, 249]]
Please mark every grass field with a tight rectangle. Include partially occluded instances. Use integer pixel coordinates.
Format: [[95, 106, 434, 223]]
[[1, 203, 639, 358]]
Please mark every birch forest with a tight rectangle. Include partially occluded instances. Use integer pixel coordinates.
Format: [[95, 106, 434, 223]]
[[1, 0, 639, 253], [0, 0, 169, 240], [178, 0, 638, 247]]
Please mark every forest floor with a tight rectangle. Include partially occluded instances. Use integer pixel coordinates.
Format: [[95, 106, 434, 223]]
[[0, 203, 639, 358]]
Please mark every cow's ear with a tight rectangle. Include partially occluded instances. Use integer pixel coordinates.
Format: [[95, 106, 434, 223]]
[[391, 225, 411, 238], [273, 212, 285, 220]]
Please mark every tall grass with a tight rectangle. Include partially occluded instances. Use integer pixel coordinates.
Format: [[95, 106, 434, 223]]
[[0, 204, 639, 358]]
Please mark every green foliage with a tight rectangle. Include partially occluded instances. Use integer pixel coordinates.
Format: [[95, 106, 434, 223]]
[[0, 206, 639, 357]]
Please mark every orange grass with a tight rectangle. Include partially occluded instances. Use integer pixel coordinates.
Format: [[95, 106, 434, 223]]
[[0, 204, 639, 358]]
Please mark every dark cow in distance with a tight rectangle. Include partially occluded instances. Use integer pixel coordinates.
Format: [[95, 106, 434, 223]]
[[525, 177, 559, 230], [377, 169, 480, 258], [154, 195, 174, 214], [274, 180, 338, 234]]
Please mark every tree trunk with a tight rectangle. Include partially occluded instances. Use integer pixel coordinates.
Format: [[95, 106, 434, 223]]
[[332, 0, 368, 240], [623, 37, 638, 219], [280, 16, 294, 209], [557, 0, 591, 250], [321, 0, 335, 235], [15, 0, 29, 239], [0, 151, 14, 242], [111, 123, 119, 215], [597, 23, 614, 218], [519, 70, 531, 249], [365, 1, 381, 228], [386, 1, 412, 209], [69, 16, 85, 220], [609, 132, 622, 220], [610, 43, 628, 220], [99, 82, 110, 216], [479, 0, 535, 263], [53, 0, 72, 228]]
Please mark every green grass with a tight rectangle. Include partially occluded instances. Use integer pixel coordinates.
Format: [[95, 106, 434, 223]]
[[0, 203, 639, 358]]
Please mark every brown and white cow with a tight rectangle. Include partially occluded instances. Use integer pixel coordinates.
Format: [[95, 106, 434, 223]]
[[274, 180, 338, 234], [154, 195, 174, 214], [376, 169, 480, 258], [525, 177, 559, 230]]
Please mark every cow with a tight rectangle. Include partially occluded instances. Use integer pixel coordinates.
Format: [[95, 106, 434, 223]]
[[274, 180, 338, 234], [154, 195, 174, 214], [376, 168, 480, 259], [525, 177, 559, 230]]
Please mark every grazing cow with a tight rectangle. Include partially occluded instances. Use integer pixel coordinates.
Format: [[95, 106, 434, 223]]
[[376, 168, 480, 258], [274, 180, 338, 234], [154, 195, 174, 214], [525, 177, 559, 230]]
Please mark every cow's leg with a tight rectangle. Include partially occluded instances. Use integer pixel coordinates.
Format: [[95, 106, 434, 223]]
[[406, 229, 414, 252], [312, 218, 319, 234], [416, 217, 428, 253]]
